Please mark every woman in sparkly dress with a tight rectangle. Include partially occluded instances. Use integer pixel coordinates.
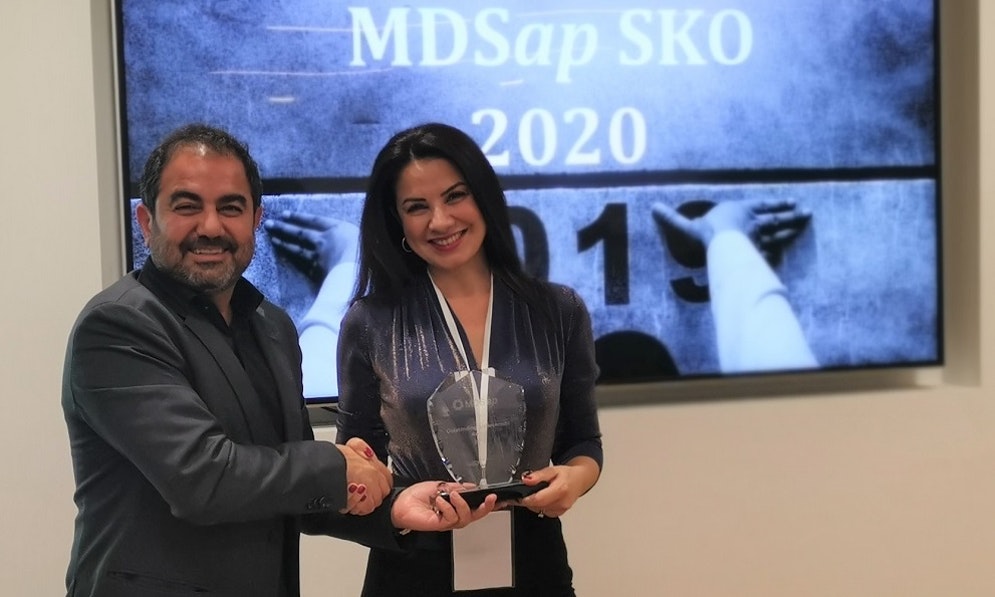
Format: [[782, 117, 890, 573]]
[[336, 123, 603, 597]]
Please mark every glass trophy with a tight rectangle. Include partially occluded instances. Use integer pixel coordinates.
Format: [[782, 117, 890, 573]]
[[427, 369, 528, 501]]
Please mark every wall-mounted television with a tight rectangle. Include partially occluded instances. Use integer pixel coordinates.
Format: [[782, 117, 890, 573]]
[[115, 0, 941, 405]]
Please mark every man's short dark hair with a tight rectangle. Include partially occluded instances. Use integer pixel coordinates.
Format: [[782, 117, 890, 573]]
[[138, 123, 263, 214]]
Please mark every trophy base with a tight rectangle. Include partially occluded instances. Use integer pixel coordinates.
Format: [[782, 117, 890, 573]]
[[440, 481, 550, 508]]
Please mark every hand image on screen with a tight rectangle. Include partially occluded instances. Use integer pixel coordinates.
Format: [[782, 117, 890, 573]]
[[651, 198, 811, 262], [651, 198, 818, 373], [265, 211, 360, 399], [265, 211, 360, 282]]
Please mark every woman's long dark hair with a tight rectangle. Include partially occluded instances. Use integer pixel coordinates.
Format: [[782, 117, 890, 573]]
[[353, 122, 544, 308]]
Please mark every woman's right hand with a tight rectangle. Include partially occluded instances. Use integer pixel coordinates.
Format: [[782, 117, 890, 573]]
[[391, 481, 497, 532]]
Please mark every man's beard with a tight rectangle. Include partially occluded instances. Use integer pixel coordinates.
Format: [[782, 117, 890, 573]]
[[148, 232, 253, 295]]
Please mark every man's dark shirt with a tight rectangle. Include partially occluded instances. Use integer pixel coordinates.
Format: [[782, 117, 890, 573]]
[[138, 258, 286, 440]]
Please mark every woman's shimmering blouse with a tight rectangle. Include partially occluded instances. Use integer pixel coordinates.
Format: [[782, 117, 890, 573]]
[[335, 273, 602, 486]]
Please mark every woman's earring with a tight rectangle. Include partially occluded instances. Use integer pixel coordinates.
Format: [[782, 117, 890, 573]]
[[401, 237, 413, 253]]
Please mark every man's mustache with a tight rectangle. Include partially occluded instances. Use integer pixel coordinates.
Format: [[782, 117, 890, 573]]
[[181, 237, 237, 252]]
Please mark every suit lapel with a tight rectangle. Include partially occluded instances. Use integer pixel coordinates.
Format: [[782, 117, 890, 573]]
[[183, 317, 278, 445], [251, 306, 306, 442]]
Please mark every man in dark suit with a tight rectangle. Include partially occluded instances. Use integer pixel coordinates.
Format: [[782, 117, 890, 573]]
[[62, 124, 490, 596]]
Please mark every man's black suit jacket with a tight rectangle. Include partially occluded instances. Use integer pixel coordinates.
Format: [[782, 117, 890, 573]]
[[62, 270, 395, 596]]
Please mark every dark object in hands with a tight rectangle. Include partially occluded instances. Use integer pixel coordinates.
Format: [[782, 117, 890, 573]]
[[439, 481, 550, 509]]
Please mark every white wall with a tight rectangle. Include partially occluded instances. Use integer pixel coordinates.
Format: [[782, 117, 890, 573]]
[[2, 1, 992, 595]]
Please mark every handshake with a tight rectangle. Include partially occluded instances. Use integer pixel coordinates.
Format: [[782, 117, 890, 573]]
[[336, 438, 497, 533]]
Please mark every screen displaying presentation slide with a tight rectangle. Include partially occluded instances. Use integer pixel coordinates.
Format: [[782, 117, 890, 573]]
[[117, 1, 941, 403]]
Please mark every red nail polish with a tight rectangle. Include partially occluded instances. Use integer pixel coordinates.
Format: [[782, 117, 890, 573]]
[[364, 447, 375, 458], [357, 485, 367, 494], [360, 494, 368, 502], [348, 483, 357, 494]]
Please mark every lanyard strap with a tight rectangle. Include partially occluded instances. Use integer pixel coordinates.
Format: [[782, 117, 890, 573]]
[[429, 272, 494, 485]]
